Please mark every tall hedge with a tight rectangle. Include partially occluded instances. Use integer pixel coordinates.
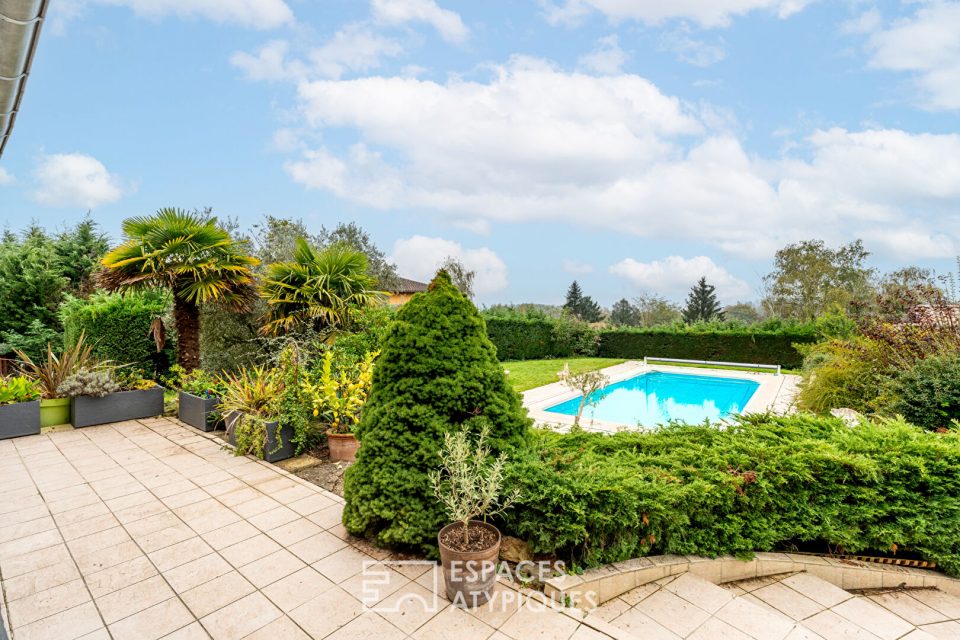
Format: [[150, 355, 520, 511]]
[[502, 414, 960, 574], [343, 271, 531, 554], [60, 291, 174, 376], [597, 326, 816, 368]]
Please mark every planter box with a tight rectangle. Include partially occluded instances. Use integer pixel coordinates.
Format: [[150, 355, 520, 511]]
[[40, 397, 71, 427], [71, 387, 165, 428], [225, 412, 295, 463], [178, 391, 222, 432], [0, 400, 41, 440]]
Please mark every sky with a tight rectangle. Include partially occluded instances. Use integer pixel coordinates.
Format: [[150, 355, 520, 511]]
[[1, 0, 958, 307]]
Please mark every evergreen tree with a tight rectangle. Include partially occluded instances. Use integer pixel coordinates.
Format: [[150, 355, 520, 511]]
[[343, 271, 530, 553], [682, 277, 724, 323], [564, 280, 604, 322], [564, 281, 584, 315], [609, 298, 638, 326]]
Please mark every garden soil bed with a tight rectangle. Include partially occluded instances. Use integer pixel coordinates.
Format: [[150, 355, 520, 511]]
[[293, 441, 352, 497], [440, 522, 499, 553]]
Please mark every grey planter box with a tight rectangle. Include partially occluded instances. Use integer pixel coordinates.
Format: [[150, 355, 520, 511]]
[[71, 386, 165, 428], [225, 412, 295, 463], [178, 391, 222, 432], [0, 400, 41, 440]]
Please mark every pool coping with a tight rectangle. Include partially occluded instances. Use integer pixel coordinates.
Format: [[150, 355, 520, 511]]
[[520, 360, 798, 433]]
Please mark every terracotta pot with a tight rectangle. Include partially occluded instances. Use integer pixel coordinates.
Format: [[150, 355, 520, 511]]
[[438, 520, 501, 608], [327, 431, 360, 462]]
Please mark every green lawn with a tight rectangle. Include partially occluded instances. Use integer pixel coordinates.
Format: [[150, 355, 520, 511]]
[[502, 358, 627, 392]]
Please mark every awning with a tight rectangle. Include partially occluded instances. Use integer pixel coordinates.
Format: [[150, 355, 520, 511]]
[[0, 0, 48, 157]]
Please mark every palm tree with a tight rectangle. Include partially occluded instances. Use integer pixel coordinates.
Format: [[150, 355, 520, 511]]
[[99, 208, 259, 371], [260, 238, 383, 335]]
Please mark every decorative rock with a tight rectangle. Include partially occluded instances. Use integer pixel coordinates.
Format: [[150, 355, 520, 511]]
[[500, 536, 533, 563], [830, 408, 862, 427]]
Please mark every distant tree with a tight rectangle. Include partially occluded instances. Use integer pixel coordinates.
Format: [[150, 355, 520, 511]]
[[563, 280, 603, 322], [609, 298, 639, 326], [762, 239, 876, 321], [682, 277, 724, 323], [438, 257, 475, 299], [634, 293, 682, 327], [319, 222, 399, 290], [250, 215, 318, 267], [54, 216, 109, 293], [723, 302, 761, 324]]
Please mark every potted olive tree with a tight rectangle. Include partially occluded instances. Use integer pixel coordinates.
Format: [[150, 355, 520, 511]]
[[59, 368, 164, 428], [0, 376, 42, 439], [16, 337, 98, 428], [301, 350, 376, 462], [171, 366, 226, 432], [430, 423, 519, 608], [219, 366, 296, 463]]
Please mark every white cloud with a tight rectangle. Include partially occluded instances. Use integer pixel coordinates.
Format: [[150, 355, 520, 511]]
[[866, 2, 960, 110], [0, 167, 14, 186], [540, 0, 813, 29], [371, 0, 469, 43], [659, 24, 726, 67], [390, 235, 508, 295], [610, 255, 751, 302], [231, 40, 303, 81], [563, 259, 594, 275], [578, 35, 628, 74], [861, 229, 956, 260], [276, 55, 960, 262], [32, 153, 130, 208], [64, 0, 293, 29], [840, 8, 881, 35]]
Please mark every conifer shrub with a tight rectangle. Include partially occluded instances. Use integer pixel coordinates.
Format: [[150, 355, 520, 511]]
[[343, 271, 531, 553]]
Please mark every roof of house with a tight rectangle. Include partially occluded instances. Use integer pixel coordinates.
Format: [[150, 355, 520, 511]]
[[391, 277, 429, 294]]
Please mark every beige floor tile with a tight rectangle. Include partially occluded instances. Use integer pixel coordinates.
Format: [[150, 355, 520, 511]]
[[60, 514, 121, 542], [125, 511, 182, 538], [803, 610, 882, 640], [908, 590, 960, 619], [113, 500, 169, 525], [230, 496, 280, 519], [326, 611, 408, 640], [261, 566, 335, 612], [264, 518, 323, 547], [868, 592, 948, 626], [831, 598, 916, 640], [52, 503, 110, 527], [200, 592, 283, 640], [160, 622, 211, 640], [715, 597, 796, 640], [919, 620, 960, 639], [569, 625, 613, 640], [247, 505, 301, 531], [287, 493, 336, 517], [286, 530, 348, 564], [1, 544, 72, 579], [180, 571, 256, 619], [312, 545, 374, 583], [465, 583, 526, 629], [164, 553, 234, 593], [237, 548, 307, 589], [688, 618, 756, 640], [340, 562, 411, 606], [289, 586, 365, 638], [109, 597, 195, 640], [148, 536, 215, 572], [241, 616, 311, 640], [634, 588, 711, 637], [781, 574, 853, 609], [85, 555, 158, 598], [376, 583, 445, 635], [104, 490, 156, 512], [498, 600, 580, 640], [619, 581, 661, 606], [663, 572, 734, 614], [307, 503, 344, 530], [161, 488, 209, 510], [95, 574, 175, 624], [66, 526, 130, 557], [784, 627, 827, 640], [6, 578, 91, 627], [411, 605, 497, 640], [589, 597, 631, 622], [607, 607, 680, 640], [753, 582, 826, 621], [201, 520, 260, 550], [11, 601, 104, 640], [1, 558, 81, 601], [74, 540, 142, 575], [0, 528, 63, 561], [137, 524, 196, 553]]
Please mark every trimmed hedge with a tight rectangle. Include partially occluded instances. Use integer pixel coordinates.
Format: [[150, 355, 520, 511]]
[[502, 415, 960, 575], [597, 326, 816, 368], [60, 291, 174, 376], [485, 316, 562, 360]]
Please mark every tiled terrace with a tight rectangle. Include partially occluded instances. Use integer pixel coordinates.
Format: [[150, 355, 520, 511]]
[[0, 418, 615, 640]]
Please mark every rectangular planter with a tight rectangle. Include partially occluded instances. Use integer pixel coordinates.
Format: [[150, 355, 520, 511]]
[[225, 412, 295, 463], [178, 391, 222, 432], [71, 386, 165, 428], [0, 400, 41, 440]]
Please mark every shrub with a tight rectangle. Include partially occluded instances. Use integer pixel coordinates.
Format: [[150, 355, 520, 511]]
[[483, 312, 599, 360], [58, 370, 120, 398], [501, 415, 960, 575], [883, 355, 960, 431], [0, 376, 41, 405], [795, 338, 887, 413], [60, 291, 174, 377], [343, 271, 531, 554], [597, 322, 817, 368]]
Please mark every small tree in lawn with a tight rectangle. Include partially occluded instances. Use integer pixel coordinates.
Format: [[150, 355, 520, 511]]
[[559, 366, 609, 428], [682, 277, 724, 323], [430, 423, 519, 548]]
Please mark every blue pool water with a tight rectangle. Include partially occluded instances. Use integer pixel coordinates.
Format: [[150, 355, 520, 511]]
[[545, 372, 759, 427]]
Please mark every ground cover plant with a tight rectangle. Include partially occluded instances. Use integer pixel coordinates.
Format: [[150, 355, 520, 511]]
[[501, 414, 960, 575]]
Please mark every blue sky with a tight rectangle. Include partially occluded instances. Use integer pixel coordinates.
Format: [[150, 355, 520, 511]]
[[1, 0, 958, 306]]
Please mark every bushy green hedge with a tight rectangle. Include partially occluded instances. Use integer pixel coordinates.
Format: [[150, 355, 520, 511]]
[[501, 415, 960, 574], [484, 316, 575, 360], [60, 291, 174, 376], [597, 324, 816, 368]]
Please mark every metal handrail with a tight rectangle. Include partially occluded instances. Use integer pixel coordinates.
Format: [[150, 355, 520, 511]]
[[643, 356, 780, 376]]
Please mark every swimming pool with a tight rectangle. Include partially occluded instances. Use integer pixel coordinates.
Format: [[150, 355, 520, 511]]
[[545, 371, 760, 427]]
